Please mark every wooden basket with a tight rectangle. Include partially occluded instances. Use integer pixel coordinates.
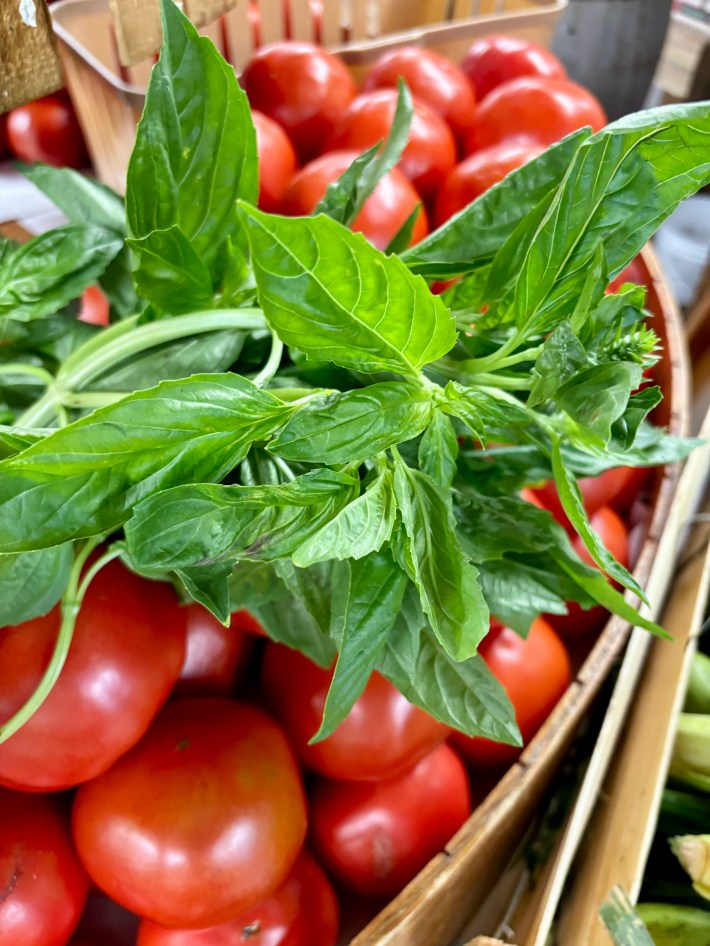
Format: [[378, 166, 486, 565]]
[[50, 0, 568, 192]]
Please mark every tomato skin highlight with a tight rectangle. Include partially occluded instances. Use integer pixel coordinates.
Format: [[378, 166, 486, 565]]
[[451, 619, 571, 769], [242, 42, 357, 164], [261, 642, 450, 781], [72, 699, 308, 929], [461, 34, 567, 100], [252, 110, 297, 213], [6, 94, 89, 168], [135, 851, 339, 946], [280, 150, 428, 251], [78, 285, 110, 326], [0, 789, 89, 946], [0, 560, 187, 792], [464, 76, 606, 154], [172, 604, 254, 698], [310, 743, 470, 898]]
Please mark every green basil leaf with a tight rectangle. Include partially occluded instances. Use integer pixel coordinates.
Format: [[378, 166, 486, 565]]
[[229, 560, 336, 666], [293, 467, 397, 567], [393, 460, 488, 660], [418, 410, 458, 488], [528, 321, 588, 407], [612, 386, 663, 448], [458, 443, 552, 494], [443, 381, 531, 435], [400, 129, 589, 278], [270, 382, 432, 463], [551, 438, 648, 602], [22, 164, 126, 232], [0, 425, 47, 459], [0, 544, 73, 626], [128, 227, 214, 313], [478, 560, 569, 636], [556, 362, 642, 442], [239, 205, 456, 377], [0, 374, 287, 552], [125, 469, 359, 572], [440, 381, 485, 442], [178, 562, 233, 624], [454, 490, 567, 560], [377, 584, 520, 743], [315, 80, 414, 227], [314, 551, 407, 741], [126, 0, 258, 268], [275, 560, 339, 643], [385, 203, 423, 256], [0, 226, 123, 322]]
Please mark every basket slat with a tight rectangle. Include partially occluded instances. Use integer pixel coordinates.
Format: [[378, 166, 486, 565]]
[[185, 0, 237, 29], [289, 0, 318, 42], [0, 0, 63, 112], [108, 0, 162, 66], [223, 0, 255, 70], [259, 0, 287, 44], [320, 0, 344, 45]]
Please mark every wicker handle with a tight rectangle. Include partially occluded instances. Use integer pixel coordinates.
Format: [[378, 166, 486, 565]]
[[0, 0, 63, 113]]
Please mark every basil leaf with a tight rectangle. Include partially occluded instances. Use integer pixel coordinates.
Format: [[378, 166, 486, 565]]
[[385, 203, 423, 256], [239, 205, 456, 377], [178, 562, 233, 624], [400, 129, 589, 278], [275, 560, 339, 643], [0, 545, 73, 626], [551, 438, 648, 602], [556, 362, 642, 442], [0, 374, 288, 552], [377, 585, 520, 743], [418, 410, 458, 488], [612, 386, 663, 448], [393, 460, 488, 660], [315, 80, 414, 227], [0, 226, 123, 322], [528, 321, 588, 407], [314, 551, 407, 741], [293, 467, 397, 567], [125, 470, 359, 572], [229, 560, 336, 666], [22, 164, 126, 232], [0, 425, 47, 459], [126, 0, 258, 268], [478, 560, 569, 636], [128, 227, 214, 313], [454, 491, 567, 560], [270, 382, 432, 463]]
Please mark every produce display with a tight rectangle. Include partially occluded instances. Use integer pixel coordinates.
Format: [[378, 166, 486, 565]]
[[2, 4, 710, 944]]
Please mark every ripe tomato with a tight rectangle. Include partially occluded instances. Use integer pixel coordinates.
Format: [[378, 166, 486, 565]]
[[464, 77, 606, 154], [461, 34, 567, 100], [261, 642, 449, 781], [451, 619, 571, 769], [135, 851, 339, 946], [434, 142, 542, 226], [361, 47, 477, 143], [279, 150, 428, 251], [0, 559, 186, 792], [172, 603, 255, 698], [6, 93, 89, 168], [327, 89, 457, 203], [252, 110, 297, 213], [607, 254, 647, 293], [242, 42, 356, 163], [72, 699, 307, 929], [231, 608, 268, 637], [0, 789, 89, 946], [310, 743, 470, 898], [78, 285, 110, 326], [532, 466, 650, 532]]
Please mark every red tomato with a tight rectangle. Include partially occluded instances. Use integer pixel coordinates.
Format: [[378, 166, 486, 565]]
[[461, 34, 567, 100], [72, 699, 307, 929], [464, 77, 606, 154], [231, 608, 268, 637], [261, 642, 449, 781], [327, 89, 457, 203], [172, 603, 254, 698], [310, 743, 470, 898], [434, 142, 542, 226], [451, 619, 571, 769], [252, 110, 297, 213], [607, 255, 648, 293], [0, 560, 186, 792], [6, 94, 89, 168], [135, 851, 338, 946], [78, 285, 110, 326], [280, 150, 428, 251], [532, 466, 650, 531], [0, 789, 89, 946], [362, 47, 477, 143], [242, 42, 356, 163]]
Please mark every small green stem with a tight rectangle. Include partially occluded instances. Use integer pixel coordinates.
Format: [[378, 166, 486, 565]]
[[252, 335, 284, 388], [0, 363, 55, 388], [272, 455, 296, 482], [468, 372, 532, 390], [59, 391, 127, 409], [463, 331, 530, 374]]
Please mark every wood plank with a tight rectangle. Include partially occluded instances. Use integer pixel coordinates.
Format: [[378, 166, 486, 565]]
[[184, 0, 237, 29], [108, 0, 162, 66], [0, 0, 63, 112]]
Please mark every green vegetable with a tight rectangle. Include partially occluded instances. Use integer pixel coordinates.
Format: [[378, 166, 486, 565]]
[[636, 903, 710, 945], [672, 835, 710, 900], [670, 715, 710, 793], [685, 653, 710, 715]]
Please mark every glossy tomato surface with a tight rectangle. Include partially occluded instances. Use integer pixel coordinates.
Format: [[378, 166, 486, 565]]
[[261, 642, 449, 781], [78, 285, 110, 326], [451, 619, 571, 769], [461, 34, 567, 100], [73, 699, 307, 929], [0, 560, 186, 791], [242, 42, 356, 163], [172, 604, 254, 698], [310, 743, 470, 898], [253, 110, 297, 213], [279, 150, 428, 251], [434, 141, 541, 226], [136, 851, 338, 946], [0, 789, 89, 946], [231, 608, 268, 637], [464, 77, 606, 154], [6, 94, 89, 168], [362, 47, 476, 142], [327, 89, 456, 202]]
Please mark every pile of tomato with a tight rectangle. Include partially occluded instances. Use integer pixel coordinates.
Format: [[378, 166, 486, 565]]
[[0, 90, 89, 169]]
